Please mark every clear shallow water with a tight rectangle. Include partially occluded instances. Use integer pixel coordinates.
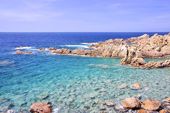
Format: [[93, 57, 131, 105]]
[[0, 32, 170, 113]]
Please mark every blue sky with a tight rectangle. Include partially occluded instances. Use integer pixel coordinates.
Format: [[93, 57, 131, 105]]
[[0, 0, 170, 32]]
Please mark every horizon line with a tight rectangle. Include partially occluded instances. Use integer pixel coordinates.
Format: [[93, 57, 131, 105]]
[[0, 31, 169, 33]]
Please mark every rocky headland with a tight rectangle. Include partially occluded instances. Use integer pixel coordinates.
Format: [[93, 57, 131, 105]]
[[16, 33, 170, 69]]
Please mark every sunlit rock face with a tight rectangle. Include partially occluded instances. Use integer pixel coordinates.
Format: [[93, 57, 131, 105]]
[[15, 33, 170, 69]]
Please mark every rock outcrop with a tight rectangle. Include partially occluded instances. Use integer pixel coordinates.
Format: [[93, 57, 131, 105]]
[[15, 33, 170, 69]]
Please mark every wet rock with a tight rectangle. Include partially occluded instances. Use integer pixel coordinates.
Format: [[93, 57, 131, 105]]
[[71, 49, 89, 55], [137, 109, 148, 113], [130, 57, 145, 67], [16, 50, 32, 55], [114, 104, 127, 112], [161, 102, 170, 110], [50, 48, 71, 54], [30, 102, 52, 113], [159, 109, 170, 113], [137, 109, 158, 113], [48, 47, 57, 51], [103, 100, 115, 107], [141, 99, 161, 111], [131, 83, 142, 90], [163, 97, 170, 103], [121, 97, 141, 109]]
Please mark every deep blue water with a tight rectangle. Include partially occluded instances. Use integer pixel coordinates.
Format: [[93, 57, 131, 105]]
[[0, 32, 170, 113]]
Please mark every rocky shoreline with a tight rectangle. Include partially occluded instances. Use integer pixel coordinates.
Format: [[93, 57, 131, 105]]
[[29, 96, 170, 113], [16, 33, 170, 69], [6, 91, 170, 113], [11, 33, 170, 113]]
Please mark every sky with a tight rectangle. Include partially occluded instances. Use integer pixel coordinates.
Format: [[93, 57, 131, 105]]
[[0, 0, 170, 32]]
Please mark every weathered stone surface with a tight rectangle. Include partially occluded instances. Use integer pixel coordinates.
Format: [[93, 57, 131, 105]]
[[161, 102, 170, 110], [121, 97, 141, 109], [30, 102, 52, 113], [137, 109, 158, 113], [163, 97, 170, 103], [130, 57, 145, 67], [141, 99, 161, 111], [143, 60, 170, 69], [28, 33, 170, 69], [159, 109, 170, 113]]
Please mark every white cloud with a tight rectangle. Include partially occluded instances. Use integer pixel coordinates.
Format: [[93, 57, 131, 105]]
[[0, 10, 64, 22], [0, 0, 64, 22]]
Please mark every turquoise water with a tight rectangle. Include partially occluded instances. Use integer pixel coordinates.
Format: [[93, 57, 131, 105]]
[[0, 32, 170, 113]]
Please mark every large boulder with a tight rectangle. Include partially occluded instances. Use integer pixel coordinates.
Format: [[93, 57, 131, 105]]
[[159, 109, 170, 113], [121, 97, 141, 109], [141, 99, 161, 111], [30, 102, 52, 113]]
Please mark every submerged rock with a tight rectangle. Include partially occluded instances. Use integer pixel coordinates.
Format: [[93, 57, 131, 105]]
[[118, 83, 128, 89], [121, 97, 141, 109], [131, 83, 142, 90], [103, 100, 115, 107], [141, 99, 161, 111]]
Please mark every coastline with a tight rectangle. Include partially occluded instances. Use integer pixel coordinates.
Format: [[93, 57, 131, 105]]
[[16, 33, 170, 69], [1, 32, 170, 112]]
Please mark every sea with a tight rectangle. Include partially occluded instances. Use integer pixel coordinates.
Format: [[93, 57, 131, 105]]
[[0, 32, 170, 113]]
